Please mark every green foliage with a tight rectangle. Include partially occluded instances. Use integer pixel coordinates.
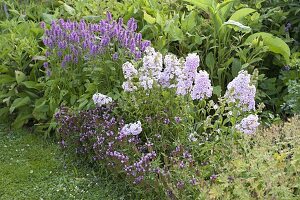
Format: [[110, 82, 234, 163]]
[[201, 116, 300, 199], [0, 20, 45, 129]]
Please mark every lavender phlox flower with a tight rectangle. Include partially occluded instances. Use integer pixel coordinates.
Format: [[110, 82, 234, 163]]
[[122, 61, 138, 79], [120, 121, 142, 136], [139, 75, 154, 90], [122, 81, 137, 92], [191, 70, 213, 100], [224, 70, 256, 111], [176, 53, 200, 95], [139, 47, 163, 83], [159, 54, 180, 88], [92, 93, 113, 106], [235, 114, 260, 134]]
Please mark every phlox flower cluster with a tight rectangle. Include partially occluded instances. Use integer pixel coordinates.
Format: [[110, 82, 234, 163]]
[[224, 70, 256, 111], [92, 93, 112, 107], [41, 12, 151, 69], [120, 121, 142, 136], [235, 114, 260, 134], [121, 47, 213, 100]]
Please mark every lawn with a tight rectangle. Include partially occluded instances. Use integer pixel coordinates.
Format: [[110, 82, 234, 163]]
[[0, 125, 126, 200]]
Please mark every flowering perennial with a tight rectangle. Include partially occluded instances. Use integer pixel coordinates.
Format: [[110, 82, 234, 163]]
[[120, 121, 142, 136], [224, 70, 256, 111], [41, 12, 151, 69], [191, 70, 213, 100], [121, 47, 212, 100], [235, 114, 260, 134], [92, 93, 112, 106]]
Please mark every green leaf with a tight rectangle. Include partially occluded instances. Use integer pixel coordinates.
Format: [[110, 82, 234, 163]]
[[184, 0, 214, 13], [12, 109, 32, 129], [15, 70, 26, 84], [232, 58, 242, 77], [63, 3, 76, 16], [213, 85, 222, 97], [246, 32, 291, 62], [182, 11, 197, 32], [9, 97, 31, 113], [21, 81, 43, 90], [33, 99, 49, 120], [42, 13, 56, 24], [32, 55, 47, 61], [223, 20, 251, 32], [165, 19, 184, 42], [0, 75, 15, 84], [143, 11, 156, 24], [205, 52, 215, 69], [82, 15, 102, 21], [230, 8, 256, 22]]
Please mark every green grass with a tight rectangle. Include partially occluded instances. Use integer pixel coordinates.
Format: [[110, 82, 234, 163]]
[[0, 125, 127, 200]]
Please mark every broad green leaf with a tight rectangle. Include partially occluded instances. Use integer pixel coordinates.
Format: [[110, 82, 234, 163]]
[[143, 11, 156, 24], [33, 99, 49, 120], [63, 3, 76, 16], [232, 58, 242, 77], [230, 8, 256, 22], [12, 109, 32, 129], [184, 0, 214, 12], [224, 20, 251, 32], [0, 65, 9, 73], [0, 75, 15, 84], [246, 32, 290, 62], [165, 20, 184, 42], [182, 11, 197, 32], [42, 13, 56, 24], [218, 0, 235, 20], [10, 97, 31, 113], [21, 81, 43, 90], [15, 70, 26, 84]]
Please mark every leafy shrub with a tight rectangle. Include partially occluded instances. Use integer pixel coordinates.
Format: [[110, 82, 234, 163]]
[[201, 116, 300, 199], [56, 47, 262, 198], [0, 20, 45, 128]]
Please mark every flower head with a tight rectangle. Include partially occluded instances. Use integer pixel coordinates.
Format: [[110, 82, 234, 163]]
[[235, 114, 260, 134], [121, 121, 142, 136], [92, 93, 112, 106], [224, 70, 256, 111], [191, 70, 213, 100]]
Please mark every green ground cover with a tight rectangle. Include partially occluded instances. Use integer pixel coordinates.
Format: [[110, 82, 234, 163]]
[[0, 125, 126, 200]]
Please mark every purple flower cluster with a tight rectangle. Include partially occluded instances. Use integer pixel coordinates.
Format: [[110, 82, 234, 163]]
[[177, 53, 200, 95], [224, 70, 256, 111], [124, 151, 156, 184], [191, 70, 213, 100], [235, 114, 260, 134], [55, 105, 159, 186], [42, 12, 151, 69], [121, 48, 212, 100], [92, 93, 113, 107]]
